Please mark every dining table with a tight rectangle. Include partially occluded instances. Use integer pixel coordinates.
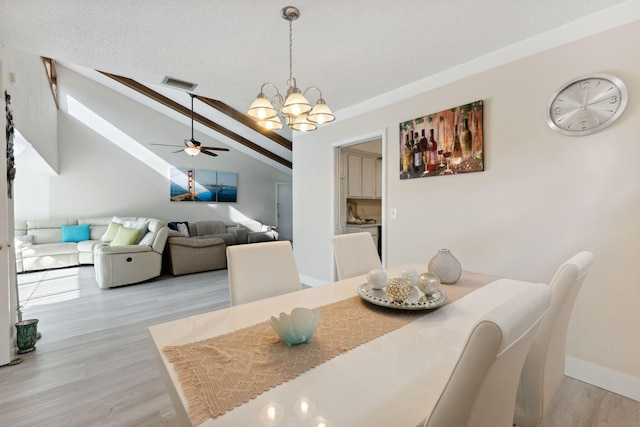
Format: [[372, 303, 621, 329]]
[[148, 263, 540, 426]]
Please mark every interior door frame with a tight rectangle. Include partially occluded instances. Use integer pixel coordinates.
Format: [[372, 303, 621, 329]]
[[0, 60, 17, 365], [332, 129, 387, 281]]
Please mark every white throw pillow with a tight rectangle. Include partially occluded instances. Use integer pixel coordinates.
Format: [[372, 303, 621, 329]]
[[15, 235, 33, 247], [122, 220, 150, 244], [111, 216, 126, 225], [109, 217, 149, 244], [176, 223, 190, 237]]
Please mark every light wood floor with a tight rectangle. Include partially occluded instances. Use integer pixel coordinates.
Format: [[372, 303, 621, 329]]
[[0, 266, 637, 426]]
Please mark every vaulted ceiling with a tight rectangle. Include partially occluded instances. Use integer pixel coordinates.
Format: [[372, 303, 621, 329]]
[[0, 0, 632, 167]]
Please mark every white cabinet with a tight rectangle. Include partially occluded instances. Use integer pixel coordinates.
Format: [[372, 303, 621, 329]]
[[347, 155, 362, 197], [375, 158, 382, 198], [361, 157, 375, 198], [347, 154, 380, 199]]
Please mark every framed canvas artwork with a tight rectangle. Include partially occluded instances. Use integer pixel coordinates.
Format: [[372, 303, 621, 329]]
[[399, 100, 484, 179], [216, 171, 238, 203], [170, 168, 238, 202]]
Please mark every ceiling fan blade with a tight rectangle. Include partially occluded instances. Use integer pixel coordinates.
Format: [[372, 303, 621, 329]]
[[173, 149, 184, 154], [200, 150, 218, 157], [199, 146, 230, 151]]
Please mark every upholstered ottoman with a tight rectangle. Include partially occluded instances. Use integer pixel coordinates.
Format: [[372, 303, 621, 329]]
[[165, 236, 227, 276]]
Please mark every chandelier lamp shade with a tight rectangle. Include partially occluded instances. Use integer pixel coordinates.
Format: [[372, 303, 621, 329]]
[[247, 6, 335, 132]]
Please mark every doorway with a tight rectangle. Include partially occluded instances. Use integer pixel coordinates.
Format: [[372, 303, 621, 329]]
[[333, 132, 386, 279]]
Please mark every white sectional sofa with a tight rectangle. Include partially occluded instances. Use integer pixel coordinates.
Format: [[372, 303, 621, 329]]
[[14, 217, 169, 288]]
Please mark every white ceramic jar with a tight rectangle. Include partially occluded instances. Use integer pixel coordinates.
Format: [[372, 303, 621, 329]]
[[428, 249, 462, 284]]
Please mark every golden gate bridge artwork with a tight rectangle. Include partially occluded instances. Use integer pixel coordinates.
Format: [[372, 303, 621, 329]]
[[170, 168, 238, 202]]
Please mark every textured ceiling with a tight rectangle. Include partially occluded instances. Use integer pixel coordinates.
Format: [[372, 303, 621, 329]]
[[0, 1, 631, 116]]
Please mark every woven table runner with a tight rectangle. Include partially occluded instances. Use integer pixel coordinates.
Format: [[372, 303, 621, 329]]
[[163, 271, 498, 425]]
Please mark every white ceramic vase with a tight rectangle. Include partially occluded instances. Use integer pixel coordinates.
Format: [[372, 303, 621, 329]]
[[428, 249, 462, 284]]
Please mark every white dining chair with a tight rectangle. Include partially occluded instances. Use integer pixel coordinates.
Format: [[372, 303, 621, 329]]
[[423, 281, 551, 427], [513, 251, 594, 427], [332, 232, 382, 280], [226, 241, 302, 306]]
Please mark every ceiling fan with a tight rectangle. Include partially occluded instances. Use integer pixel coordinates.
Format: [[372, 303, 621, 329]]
[[152, 93, 230, 157]]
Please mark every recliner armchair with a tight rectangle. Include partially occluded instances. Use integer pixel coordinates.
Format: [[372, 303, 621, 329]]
[[164, 220, 235, 276], [94, 218, 169, 288], [164, 220, 279, 276]]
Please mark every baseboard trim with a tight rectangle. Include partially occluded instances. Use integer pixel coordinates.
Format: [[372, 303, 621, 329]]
[[299, 275, 326, 288], [565, 355, 640, 402]]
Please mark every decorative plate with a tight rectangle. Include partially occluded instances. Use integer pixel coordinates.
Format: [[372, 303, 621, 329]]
[[357, 283, 448, 311]]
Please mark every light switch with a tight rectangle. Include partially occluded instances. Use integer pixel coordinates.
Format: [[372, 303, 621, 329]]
[[390, 208, 397, 220]]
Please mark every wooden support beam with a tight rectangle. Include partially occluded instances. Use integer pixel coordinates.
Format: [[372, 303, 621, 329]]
[[41, 57, 59, 109], [195, 96, 292, 151], [100, 72, 292, 169]]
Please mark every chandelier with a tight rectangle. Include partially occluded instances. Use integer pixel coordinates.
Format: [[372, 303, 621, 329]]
[[247, 6, 335, 132]]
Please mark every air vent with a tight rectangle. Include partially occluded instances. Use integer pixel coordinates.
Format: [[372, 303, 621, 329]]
[[162, 76, 198, 91]]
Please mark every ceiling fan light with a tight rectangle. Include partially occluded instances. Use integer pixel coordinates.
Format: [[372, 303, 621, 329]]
[[247, 93, 277, 120], [281, 90, 311, 116], [184, 147, 200, 156], [290, 114, 317, 132], [307, 99, 335, 124], [257, 115, 284, 130]]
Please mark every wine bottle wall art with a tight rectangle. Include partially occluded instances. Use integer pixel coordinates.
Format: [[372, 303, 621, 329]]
[[399, 100, 484, 180]]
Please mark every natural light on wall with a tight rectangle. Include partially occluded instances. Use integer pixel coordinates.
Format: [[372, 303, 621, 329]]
[[66, 95, 171, 176], [229, 206, 269, 230], [66, 95, 224, 214]]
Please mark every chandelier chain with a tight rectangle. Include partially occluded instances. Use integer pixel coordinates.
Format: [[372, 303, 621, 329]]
[[246, 6, 335, 131], [288, 18, 293, 84]]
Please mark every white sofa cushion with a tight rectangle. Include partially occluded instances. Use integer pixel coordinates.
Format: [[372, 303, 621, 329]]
[[22, 243, 79, 272], [77, 216, 112, 240], [78, 240, 106, 265], [27, 219, 77, 244], [23, 242, 78, 258]]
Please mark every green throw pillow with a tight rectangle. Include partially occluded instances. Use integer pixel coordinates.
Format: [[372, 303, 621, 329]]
[[61, 224, 91, 243], [101, 222, 122, 242], [110, 226, 141, 246]]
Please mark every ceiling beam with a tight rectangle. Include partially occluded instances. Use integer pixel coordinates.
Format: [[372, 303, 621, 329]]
[[100, 71, 292, 169], [41, 57, 59, 109], [195, 96, 292, 151]]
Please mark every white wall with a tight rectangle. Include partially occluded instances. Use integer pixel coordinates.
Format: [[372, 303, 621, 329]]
[[293, 20, 640, 395], [14, 135, 55, 220], [2, 47, 58, 173], [15, 64, 291, 225]]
